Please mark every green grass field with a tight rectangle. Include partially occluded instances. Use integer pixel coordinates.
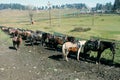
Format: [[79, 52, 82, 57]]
[[0, 9, 120, 63], [0, 9, 120, 40]]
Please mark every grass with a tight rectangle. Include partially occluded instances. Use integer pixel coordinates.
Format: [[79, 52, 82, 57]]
[[0, 10, 120, 39], [0, 9, 120, 64], [0, 30, 12, 45]]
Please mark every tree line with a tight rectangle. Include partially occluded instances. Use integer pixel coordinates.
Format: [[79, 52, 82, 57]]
[[92, 0, 120, 13], [0, 3, 26, 10], [0, 0, 119, 13], [113, 0, 120, 13], [0, 3, 87, 10]]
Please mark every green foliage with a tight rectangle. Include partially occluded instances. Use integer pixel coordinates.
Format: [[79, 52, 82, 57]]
[[0, 3, 26, 10], [113, 0, 120, 12], [0, 30, 12, 45], [70, 27, 91, 32]]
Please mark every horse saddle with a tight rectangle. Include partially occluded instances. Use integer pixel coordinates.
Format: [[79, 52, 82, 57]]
[[87, 40, 100, 50], [68, 47, 78, 52]]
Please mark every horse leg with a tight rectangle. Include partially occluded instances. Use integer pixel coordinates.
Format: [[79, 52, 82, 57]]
[[41, 40, 45, 46], [54, 44, 58, 51], [96, 52, 102, 64], [112, 53, 115, 63], [30, 39, 33, 46], [13, 41, 15, 48], [16, 42, 20, 50], [77, 46, 82, 61], [62, 49, 68, 61], [83, 47, 88, 61], [65, 50, 69, 61], [62, 45, 69, 61], [13, 41, 17, 50]]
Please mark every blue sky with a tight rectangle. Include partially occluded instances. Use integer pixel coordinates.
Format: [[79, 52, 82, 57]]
[[0, 0, 115, 7]]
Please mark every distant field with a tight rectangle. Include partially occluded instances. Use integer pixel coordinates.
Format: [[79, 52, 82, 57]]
[[0, 9, 120, 63], [0, 9, 120, 40]]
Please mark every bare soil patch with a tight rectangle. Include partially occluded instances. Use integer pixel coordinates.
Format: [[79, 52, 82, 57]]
[[0, 34, 120, 80]]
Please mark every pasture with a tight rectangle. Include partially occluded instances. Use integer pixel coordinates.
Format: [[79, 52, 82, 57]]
[[0, 9, 120, 63]]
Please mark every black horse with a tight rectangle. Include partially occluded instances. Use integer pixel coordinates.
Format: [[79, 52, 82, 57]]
[[83, 40, 116, 64], [41, 32, 50, 46]]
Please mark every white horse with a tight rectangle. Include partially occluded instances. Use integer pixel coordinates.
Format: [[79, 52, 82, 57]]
[[62, 40, 86, 61]]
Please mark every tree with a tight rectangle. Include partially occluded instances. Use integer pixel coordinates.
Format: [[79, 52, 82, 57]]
[[95, 3, 103, 10], [47, 1, 51, 27], [0, 3, 26, 10], [113, 0, 120, 13], [27, 5, 34, 24]]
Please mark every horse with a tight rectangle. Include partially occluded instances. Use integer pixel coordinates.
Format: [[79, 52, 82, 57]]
[[22, 30, 32, 40], [62, 40, 86, 61], [46, 36, 66, 50], [41, 33, 51, 46], [12, 35, 22, 50], [28, 31, 43, 46], [83, 40, 116, 64], [22, 30, 36, 46], [43, 34, 59, 50], [54, 36, 65, 45]]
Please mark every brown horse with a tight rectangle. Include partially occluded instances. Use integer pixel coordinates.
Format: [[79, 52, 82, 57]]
[[12, 35, 22, 50], [54, 37, 64, 45]]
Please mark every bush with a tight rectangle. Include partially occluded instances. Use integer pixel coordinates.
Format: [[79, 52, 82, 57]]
[[70, 27, 91, 32]]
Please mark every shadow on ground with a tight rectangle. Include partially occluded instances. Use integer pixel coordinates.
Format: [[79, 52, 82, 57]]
[[9, 46, 17, 50], [49, 53, 120, 68]]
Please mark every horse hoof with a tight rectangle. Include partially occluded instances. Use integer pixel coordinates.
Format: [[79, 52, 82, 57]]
[[62, 59, 67, 62], [66, 59, 69, 62], [85, 62, 88, 63], [64, 59, 68, 62], [96, 62, 99, 64], [66, 60, 69, 62]]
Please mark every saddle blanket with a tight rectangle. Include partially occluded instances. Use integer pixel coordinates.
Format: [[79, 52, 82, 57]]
[[68, 47, 78, 52]]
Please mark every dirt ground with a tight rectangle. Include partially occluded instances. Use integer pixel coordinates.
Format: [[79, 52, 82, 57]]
[[0, 35, 120, 80]]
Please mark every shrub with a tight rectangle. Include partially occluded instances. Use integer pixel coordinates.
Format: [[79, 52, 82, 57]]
[[70, 27, 91, 32]]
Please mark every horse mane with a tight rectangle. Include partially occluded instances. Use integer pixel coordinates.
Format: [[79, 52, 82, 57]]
[[67, 36, 75, 43]]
